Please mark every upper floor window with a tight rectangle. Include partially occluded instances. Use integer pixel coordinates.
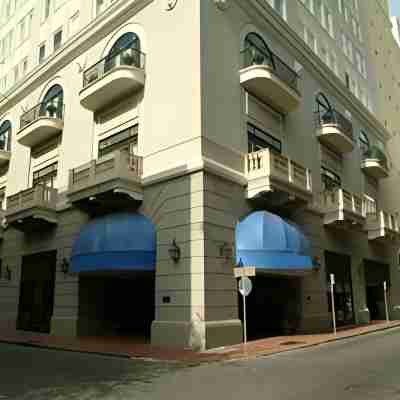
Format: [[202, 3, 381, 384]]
[[267, 0, 286, 20], [321, 166, 341, 191], [44, 0, 51, 20], [105, 32, 141, 71], [53, 29, 62, 52], [98, 125, 138, 158], [40, 84, 64, 118], [96, 0, 116, 16], [33, 162, 58, 188], [0, 120, 11, 152], [359, 131, 369, 155], [247, 122, 282, 154], [39, 43, 46, 64]]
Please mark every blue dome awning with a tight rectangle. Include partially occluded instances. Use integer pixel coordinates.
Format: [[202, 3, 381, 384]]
[[236, 211, 313, 272], [71, 213, 156, 273]]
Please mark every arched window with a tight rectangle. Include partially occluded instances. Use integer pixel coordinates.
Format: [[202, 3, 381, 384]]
[[243, 32, 274, 69], [359, 130, 369, 155], [40, 84, 64, 119], [105, 32, 141, 72], [0, 121, 11, 152]]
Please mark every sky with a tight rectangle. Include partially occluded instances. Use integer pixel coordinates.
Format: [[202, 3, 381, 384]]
[[390, 0, 400, 16]]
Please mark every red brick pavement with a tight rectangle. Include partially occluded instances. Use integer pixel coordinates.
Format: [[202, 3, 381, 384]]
[[0, 320, 399, 363]]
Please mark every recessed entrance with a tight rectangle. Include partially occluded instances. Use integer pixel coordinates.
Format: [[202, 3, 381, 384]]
[[364, 260, 390, 321], [17, 251, 57, 333], [325, 251, 354, 327], [78, 272, 154, 341], [239, 274, 301, 340]]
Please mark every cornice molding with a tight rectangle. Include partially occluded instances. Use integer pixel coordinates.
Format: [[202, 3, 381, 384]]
[[241, 0, 391, 142], [0, 0, 153, 117]]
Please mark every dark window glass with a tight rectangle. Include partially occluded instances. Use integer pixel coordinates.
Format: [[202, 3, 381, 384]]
[[359, 130, 369, 155], [39, 44, 46, 64], [321, 166, 341, 191], [40, 84, 63, 118], [54, 30, 62, 51], [98, 125, 138, 158], [0, 121, 11, 151], [33, 162, 58, 188], [247, 123, 281, 153]]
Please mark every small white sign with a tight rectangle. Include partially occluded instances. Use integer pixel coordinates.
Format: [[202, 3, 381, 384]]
[[330, 273, 335, 286], [234, 267, 256, 278], [384, 281, 387, 291]]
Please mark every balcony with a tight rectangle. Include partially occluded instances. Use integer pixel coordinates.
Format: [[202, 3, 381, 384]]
[[18, 102, 64, 148], [315, 108, 355, 154], [80, 46, 145, 112], [365, 209, 400, 243], [67, 149, 143, 214], [239, 46, 301, 113], [320, 188, 365, 229], [245, 148, 312, 208], [361, 146, 389, 179], [6, 185, 58, 232]]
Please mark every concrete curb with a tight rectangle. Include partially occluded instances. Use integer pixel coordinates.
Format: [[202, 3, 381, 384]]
[[221, 323, 400, 363], [1, 323, 399, 364]]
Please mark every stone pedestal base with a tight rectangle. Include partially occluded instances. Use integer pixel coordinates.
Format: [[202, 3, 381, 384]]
[[357, 308, 370, 325], [151, 319, 242, 350], [50, 317, 78, 337]]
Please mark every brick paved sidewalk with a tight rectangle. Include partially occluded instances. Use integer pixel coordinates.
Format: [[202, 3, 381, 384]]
[[0, 320, 399, 363]]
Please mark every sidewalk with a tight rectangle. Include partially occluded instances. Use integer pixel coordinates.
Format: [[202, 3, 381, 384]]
[[0, 320, 399, 363]]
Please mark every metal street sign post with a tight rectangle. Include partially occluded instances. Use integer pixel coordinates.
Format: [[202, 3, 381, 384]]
[[330, 273, 336, 335], [238, 276, 252, 344], [384, 281, 390, 323]]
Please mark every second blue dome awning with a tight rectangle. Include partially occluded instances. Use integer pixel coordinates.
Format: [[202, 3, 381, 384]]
[[236, 211, 313, 272], [71, 213, 156, 273]]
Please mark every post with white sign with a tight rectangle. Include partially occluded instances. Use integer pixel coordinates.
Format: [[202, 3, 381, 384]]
[[330, 273, 336, 335], [384, 281, 390, 323], [238, 276, 253, 345]]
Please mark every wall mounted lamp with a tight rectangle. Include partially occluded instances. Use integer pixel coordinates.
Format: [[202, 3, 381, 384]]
[[168, 239, 181, 263]]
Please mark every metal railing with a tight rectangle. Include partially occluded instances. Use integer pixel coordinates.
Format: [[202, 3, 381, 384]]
[[241, 46, 300, 94], [246, 148, 312, 192], [70, 148, 143, 189], [20, 102, 64, 131], [6, 184, 57, 215], [314, 108, 354, 141], [83, 45, 146, 88]]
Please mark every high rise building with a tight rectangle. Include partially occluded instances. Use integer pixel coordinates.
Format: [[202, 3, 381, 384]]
[[0, 0, 398, 350]]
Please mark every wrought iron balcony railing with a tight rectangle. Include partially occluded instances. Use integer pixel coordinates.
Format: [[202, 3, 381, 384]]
[[19, 102, 64, 131]]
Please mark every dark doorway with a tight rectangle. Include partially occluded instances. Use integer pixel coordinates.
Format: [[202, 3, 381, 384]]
[[78, 272, 154, 341], [17, 251, 57, 333], [325, 251, 354, 327], [364, 260, 390, 320], [239, 274, 301, 340]]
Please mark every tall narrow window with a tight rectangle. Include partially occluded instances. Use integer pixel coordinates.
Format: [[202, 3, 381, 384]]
[[39, 43, 46, 64], [0, 121, 11, 152], [345, 72, 350, 89], [45, 0, 51, 19], [53, 29, 62, 51]]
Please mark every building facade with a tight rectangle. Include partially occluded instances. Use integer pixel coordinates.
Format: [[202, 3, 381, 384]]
[[0, 0, 398, 350]]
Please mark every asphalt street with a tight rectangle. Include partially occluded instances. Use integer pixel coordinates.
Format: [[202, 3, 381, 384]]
[[1, 328, 400, 399]]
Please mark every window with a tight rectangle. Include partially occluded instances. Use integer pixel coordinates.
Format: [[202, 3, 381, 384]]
[[53, 29, 62, 52], [40, 84, 64, 118], [0, 121, 11, 152], [338, 0, 343, 14], [268, 0, 286, 20], [345, 72, 350, 89], [96, 0, 116, 16], [39, 43, 46, 64], [13, 66, 18, 84], [44, 0, 51, 19], [22, 58, 28, 75], [359, 131, 369, 155], [305, 28, 317, 53], [330, 52, 338, 76], [98, 125, 138, 157], [321, 166, 341, 191], [247, 123, 282, 154], [33, 162, 58, 188]]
